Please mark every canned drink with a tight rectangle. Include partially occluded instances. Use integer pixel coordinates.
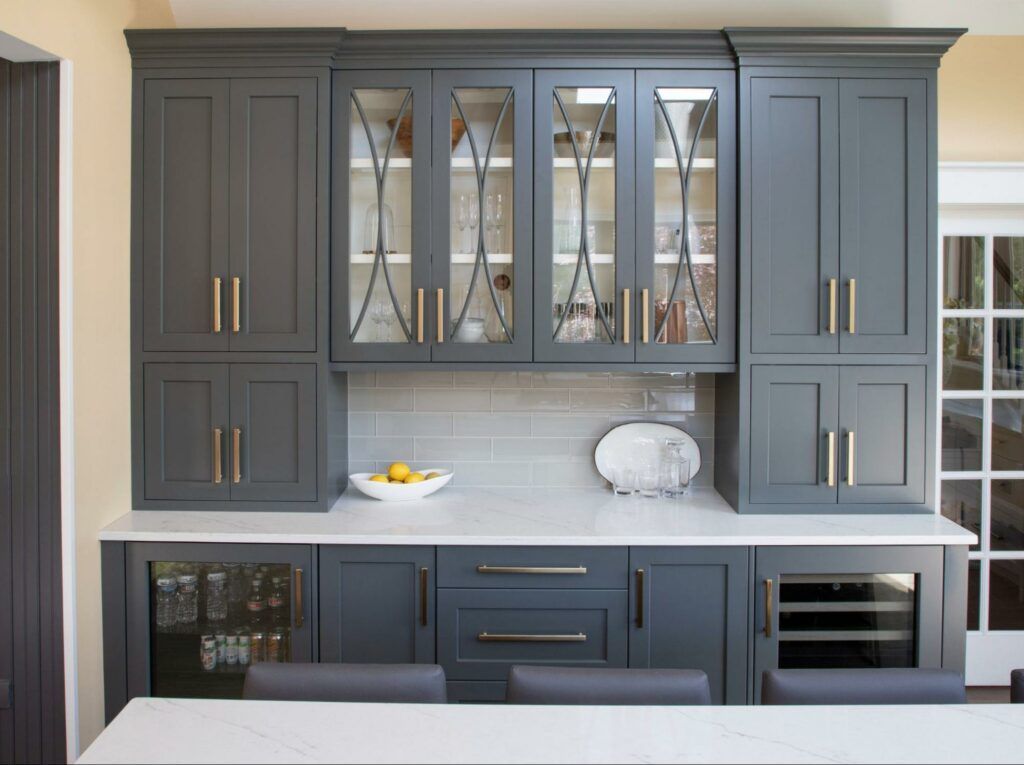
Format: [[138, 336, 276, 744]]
[[250, 631, 266, 664], [200, 635, 217, 671], [237, 632, 251, 666], [215, 633, 227, 663], [267, 629, 285, 663], [225, 635, 239, 665]]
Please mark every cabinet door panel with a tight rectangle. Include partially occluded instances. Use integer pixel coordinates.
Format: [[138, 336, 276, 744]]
[[750, 366, 839, 504], [143, 364, 229, 500], [319, 546, 436, 664], [750, 78, 839, 354], [629, 547, 749, 704], [839, 366, 926, 504], [143, 79, 229, 351], [229, 364, 316, 502], [229, 78, 317, 351], [839, 79, 927, 354]]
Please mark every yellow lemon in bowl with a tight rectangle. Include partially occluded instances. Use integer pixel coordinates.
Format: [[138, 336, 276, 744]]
[[425, 472, 441, 480], [404, 472, 426, 484], [369, 474, 389, 483], [388, 462, 411, 481]]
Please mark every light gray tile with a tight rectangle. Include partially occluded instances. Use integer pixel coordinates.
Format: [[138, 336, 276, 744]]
[[415, 437, 492, 460], [348, 460, 377, 475], [454, 413, 532, 437], [377, 460, 453, 474], [690, 463, 714, 486], [454, 371, 533, 388], [532, 414, 611, 437], [647, 388, 715, 413], [377, 412, 454, 437], [345, 371, 376, 388], [570, 389, 646, 412], [492, 388, 570, 411], [532, 461, 607, 488], [348, 436, 414, 462], [349, 388, 413, 412], [415, 388, 491, 411], [449, 462, 532, 487], [493, 437, 569, 460], [569, 438, 600, 459], [377, 371, 454, 388], [609, 412, 715, 438], [533, 371, 611, 388], [348, 412, 376, 436], [609, 372, 695, 389]]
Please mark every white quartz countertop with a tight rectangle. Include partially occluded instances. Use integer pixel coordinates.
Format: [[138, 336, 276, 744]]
[[99, 487, 976, 546], [78, 697, 1024, 764]]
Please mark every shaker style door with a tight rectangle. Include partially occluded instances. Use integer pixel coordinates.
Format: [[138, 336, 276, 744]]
[[332, 71, 432, 362], [228, 78, 318, 352], [635, 70, 736, 363], [750, 78, 840, 354], [431, 70, 533, 362], [228, 364, 317, 502], [534, 70, 635, 363], [142, 79, 229, 352], [749, 365, 840, 504], [839, 79, 927, 354], [143, 363, 230, 501]]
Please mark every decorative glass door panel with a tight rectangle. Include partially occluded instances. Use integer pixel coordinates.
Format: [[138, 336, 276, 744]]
[[332, 71, 430, 362], [534, 70, 634, 363], [636, 70, 735, 363], [432, 71, 532, 361]]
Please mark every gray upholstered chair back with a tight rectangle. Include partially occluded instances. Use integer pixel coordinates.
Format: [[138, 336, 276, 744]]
[[761, 668, 966, 705], [1012, 669, 1024, 703], [242, 662, 448, 703], [506, 665, 712, 705]]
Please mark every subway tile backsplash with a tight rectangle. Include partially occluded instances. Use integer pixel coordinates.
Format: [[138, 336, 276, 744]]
[[347, 371, 715, 488]]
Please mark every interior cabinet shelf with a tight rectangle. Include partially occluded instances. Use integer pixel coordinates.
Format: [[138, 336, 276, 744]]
[[349, 252, 717, 266]]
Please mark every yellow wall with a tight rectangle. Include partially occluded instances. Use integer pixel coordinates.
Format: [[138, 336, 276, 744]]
[[0, 1, 1021, 752]]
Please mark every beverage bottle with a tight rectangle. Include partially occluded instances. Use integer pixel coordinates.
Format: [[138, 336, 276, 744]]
[[246, 578, 266, 628], [267, 577, 287, 628], [155, 575, 177, 629], [206, 571, 228, 622], [176, 574, 199, 625]]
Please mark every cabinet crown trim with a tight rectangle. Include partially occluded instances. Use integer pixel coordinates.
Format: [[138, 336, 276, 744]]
[[724, 27, 966, 65], [124, 28, 348, 66]]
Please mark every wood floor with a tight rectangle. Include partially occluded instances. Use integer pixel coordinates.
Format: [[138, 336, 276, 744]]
[[967, 686, 1011, 703]]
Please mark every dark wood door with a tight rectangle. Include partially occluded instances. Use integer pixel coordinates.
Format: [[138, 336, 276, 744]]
[[319, 546, 436, 664], [228, 78, 318, 352], [750, 365, 840, 504], [143, 364, 230, 501], [839, 366, 927, 504], [228, 364, 317, 502], [750, 78, 840, 354], [839, 79, 927, 354], [142, 79, 230, 351], [629, 547, 749, 704]]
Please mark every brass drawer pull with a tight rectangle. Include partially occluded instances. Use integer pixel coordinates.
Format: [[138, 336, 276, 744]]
[[212, 428, 223, 484], [623, 288, 630, 344], [847, 431, 856, 487], [436, 289, 444, 344], [475, 565, 587, 575], [417, 288, 424, 344], [641, 288, 650, 344], [294, 568, 304, 628], [478, 632, 587, 643], [827, 278, 837, 335], [848, 278, 856, 334], [826, 431, 836, 487], [636, 568, 645, 628], [231, 277, 241, 334], [212, 277, 222, 333], [232, 427, 241, 484], [764, 578, 774, 638], [420, 567, 429, 627]]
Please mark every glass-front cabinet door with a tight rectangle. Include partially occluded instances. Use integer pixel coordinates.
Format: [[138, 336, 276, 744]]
[[432, 71, 533, 361], [332, 71, 431, 362], [635, 70, 735, 363], [534, 70, 635, 362]]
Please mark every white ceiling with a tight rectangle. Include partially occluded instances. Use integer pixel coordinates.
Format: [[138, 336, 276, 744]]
[[165, 0, 1024, 34]]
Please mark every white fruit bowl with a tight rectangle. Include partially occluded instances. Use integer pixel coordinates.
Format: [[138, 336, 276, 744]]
[[349, 469, 453, 502]]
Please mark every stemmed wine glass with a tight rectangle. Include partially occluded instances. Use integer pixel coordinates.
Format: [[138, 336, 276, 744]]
[[370, 295, 392, 341], [468, 192, 480, 255], [484, 193, 496, 253], [494, 193, 505, 253], [456, 193, 469, 255]]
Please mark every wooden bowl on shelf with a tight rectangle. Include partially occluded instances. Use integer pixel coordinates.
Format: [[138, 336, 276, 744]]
[[387, 116, 467, 158]]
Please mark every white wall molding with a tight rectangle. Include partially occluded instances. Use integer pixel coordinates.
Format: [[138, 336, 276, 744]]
[[940, 162, 1024, 208]]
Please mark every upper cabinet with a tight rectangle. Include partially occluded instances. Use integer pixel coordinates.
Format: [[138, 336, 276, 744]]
[[749, 76, 927, 355], [142, 77, 318, 353]]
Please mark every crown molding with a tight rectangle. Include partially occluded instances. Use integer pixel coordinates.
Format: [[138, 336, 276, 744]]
[[124, 28, 348, 67]]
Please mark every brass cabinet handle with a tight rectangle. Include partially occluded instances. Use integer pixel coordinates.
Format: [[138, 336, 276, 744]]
[[213, 428, 223, 484], [764, 579, 774, 637], [477, 632, 587, 643], [231, 277, 241, 334], [436, 289, 444, 344], [848, 278, 857, 334], [827, 431, 836, 487], [212, 277, 222, 333], [476, 565, 587, 575], [847, 431, 855, 487], [623, 288, 630, 344], [294, 568, 304, 628], [232, 427, 241, 484], [641, 288, 650, 344], [827, 278, 837, 335], [419, 567, 429, 627], [636, 568, 645, 628], [417, 288, 424, 344]]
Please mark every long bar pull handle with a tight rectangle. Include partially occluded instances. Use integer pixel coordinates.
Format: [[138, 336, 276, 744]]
[[848, 278, 857, 334], [636, 568, 645, 628], [478, 633, 587, 643], [476, 565, 587, 575], [419, 567, 429, 627], [623, 288, 631, 344], [212, 277, 223, 333], [764, 579, 774, 637], [294, 568, 304, 628], [232, 427, 241, 484], [231, 277, 241, 334], [436, 289, 444, 344], [827, 278, 837, 335], [847, 431, 856, 487], [641, 288, 650, 344], [827, 431, 836, 487], [213, 428, 223, 484], [417, 288, 424, 344]]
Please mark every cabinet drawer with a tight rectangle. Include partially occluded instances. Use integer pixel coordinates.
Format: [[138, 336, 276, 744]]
[[437, 546, 627, 589], [438, 588, 628, 681]]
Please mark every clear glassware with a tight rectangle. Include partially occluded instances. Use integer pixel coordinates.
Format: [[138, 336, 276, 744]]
[[638, 464, 660, 498], [661, 438, 691, 498], [612, 466, 636, 496], [456, 193, 469, 253], [485, 193, 496, 253], [155, 575, 177, 629], [175, 573, 199, 625], [468, 192, 480, 252], [205, 570, 228, 623], [494, 193, 505, 253], [362, 202, 396, 254]]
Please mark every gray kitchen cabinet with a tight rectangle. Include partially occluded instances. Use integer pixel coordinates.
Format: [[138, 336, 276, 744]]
[[319, 546, 436, 664], [753, 546, 945, 702], [628, 547, 749, 704]]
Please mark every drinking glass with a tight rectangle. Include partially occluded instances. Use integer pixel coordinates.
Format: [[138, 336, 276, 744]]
[[612, 466, 636, 496], [661, 457, 690, 498], [638, 465, 660, 498]]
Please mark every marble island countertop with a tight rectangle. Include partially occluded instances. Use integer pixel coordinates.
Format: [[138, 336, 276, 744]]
[[99, 486, 976, 546]]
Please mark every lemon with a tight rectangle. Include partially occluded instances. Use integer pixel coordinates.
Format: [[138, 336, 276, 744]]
[[369, 474, 389, 483], [404, 472, 426, 484], [389, 479, 404, 484], [425, 472, 441, 480], [388, 462, 411, 481]]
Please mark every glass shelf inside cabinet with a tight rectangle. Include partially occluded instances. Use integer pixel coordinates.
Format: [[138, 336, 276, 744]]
[[149, 561, 295, 700]]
